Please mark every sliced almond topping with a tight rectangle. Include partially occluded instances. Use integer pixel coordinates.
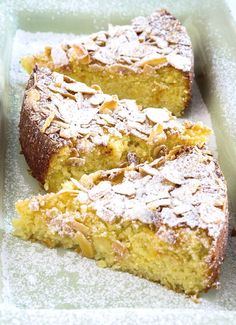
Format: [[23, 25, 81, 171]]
[[52, 72, 64, 86], [139, 164, 158, 176], [138, 54, 167, 67], [147, 198, 171, 210], [173, 204, 192, 215], [99, 114, 116, 125], [71, 44, 91, 65], [59, 128, 72, 139], [70, 178, 89, 192], [41, 111, 56, 133], [70, 221, 90, 236], [51, 46, 69, 67], [75, 230, 94, 258], [64, 82, 96, 94], [113, 182, 136, 196], [89, 94, 105, 106], [99, 95, 118, 114], [148, 124, 164, 144], [53, 120, 70, 129], [199, 204, 225, 224], [91, 84, 102, 93], [144, 108, 171, 124], [88, 181, 112, 200], [27, 89, 41, 101]]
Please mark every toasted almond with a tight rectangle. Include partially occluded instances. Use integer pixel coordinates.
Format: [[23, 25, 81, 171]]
[[173, 204, 193, 215], [90, 93, 105, 106], [138, 54, 167, 67], [91, 84, 102, 92], [99, 95, 118, 114], [27, 89, 41, 101], [147, 198, 171, 210], [70, 178, 89, 192], [71, 44, 91, 64], [70, 221, 90, 236], [139, 164, 158, 176], [144, 108, 171, 124], [51, 46, 69, 66], [113, 182, 136, 196], [52, 72, 64, 86], [41, 111, 56, 133], [199, 204, 225, 224], [64, 82, 96, 94], [75, 230, 94, 258]]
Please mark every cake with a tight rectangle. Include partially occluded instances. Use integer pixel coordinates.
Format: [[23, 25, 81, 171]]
[[21, 9, 193, 116], [13, 146, 228, 295], [20, 67, 211, 192]]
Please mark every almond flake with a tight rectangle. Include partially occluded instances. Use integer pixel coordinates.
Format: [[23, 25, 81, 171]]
[[199, 204, 225, 224], [147, 198, 171, 210], [138, 54, 167, 67], [99, 95, 118, 113], [64, 82, 96, 94], [27, 89, 41, 101], [41, 111, 56, 133], [89, 94, 105, 106], [51, 46, 69, 66], [88, 181, 112, 200], [144, 108, 171, 124], [173, 204, 193, 215], [139, 164, 158, 176], [71, 44, 91, 64], [113, 182, 136, 196]]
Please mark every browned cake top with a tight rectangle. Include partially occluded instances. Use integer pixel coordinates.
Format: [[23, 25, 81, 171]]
[[24, 67, 201, 154], [47, 9, 193, 73], [30, 147, 227, 240]]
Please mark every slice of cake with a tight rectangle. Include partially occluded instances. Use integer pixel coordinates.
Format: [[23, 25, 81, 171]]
[[13, 146, 228, 295], [20, 67, 211, 192], [21, 9, 193, 116]]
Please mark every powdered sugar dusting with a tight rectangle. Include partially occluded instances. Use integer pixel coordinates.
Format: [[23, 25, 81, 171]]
[[1, 11, 236, 325]]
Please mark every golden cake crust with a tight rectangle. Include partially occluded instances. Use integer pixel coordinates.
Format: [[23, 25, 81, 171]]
[[19, 67, 210, 191]]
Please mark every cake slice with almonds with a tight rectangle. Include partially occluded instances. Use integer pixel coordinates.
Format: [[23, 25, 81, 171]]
[[13, 146, 228, 295], [21, 9, 193, 116], [20, 67, 211, 192]]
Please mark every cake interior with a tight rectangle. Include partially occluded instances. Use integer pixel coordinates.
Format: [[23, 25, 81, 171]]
[[22, 57, 190, 116], [14, 183, 214, 295], [45, 125, 210, 192]]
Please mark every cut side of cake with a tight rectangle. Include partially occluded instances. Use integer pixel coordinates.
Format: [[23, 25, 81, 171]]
[[21, 9, 193, 116], [20, 67, 211, 192], [13, 146, 228, 295]]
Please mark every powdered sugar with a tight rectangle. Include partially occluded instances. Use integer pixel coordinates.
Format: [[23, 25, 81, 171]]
[[1, 7, 236, 324]]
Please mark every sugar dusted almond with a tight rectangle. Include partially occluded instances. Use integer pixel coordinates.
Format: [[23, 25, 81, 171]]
[[147, 198, 171, 210], [138, 54, 167, 67], [64, 82, 96, 94], [71, 44, 91, 65], [139, 164, 158, 176], [51, 46, 69, 67], [99, 95, 118, 113], [41, 111, 56, 133], [113, 182, 136, 196], [144, 108, 171, 124], [27, 89, 41, 101], [75, 231, 94, 258], [173, 204, 192, 215], [90, 93, 105, 106]]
